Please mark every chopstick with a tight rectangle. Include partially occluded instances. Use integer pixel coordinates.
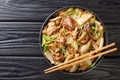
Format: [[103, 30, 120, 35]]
[[44, 43, 117, 74], [44, 43, 115, 72], [45, 48, 117, 74], [45, 43, 115, 71]]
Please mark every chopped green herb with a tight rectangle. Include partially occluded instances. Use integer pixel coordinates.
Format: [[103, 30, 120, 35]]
[[59, 47, 66, 54], [90, 23, 96, 33], [90, 23, 98, 37], [59, 47, 63, 54]]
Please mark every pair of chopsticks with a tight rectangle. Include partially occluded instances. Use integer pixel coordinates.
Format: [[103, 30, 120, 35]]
[[44, 43, 117, 74]]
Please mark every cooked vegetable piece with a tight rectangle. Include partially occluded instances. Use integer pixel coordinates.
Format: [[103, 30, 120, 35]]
[[42, 34, 56, 45], [65, 8, 76, 15], [42, 34, 56, 52], [43, 45, 48, 52], [71, 40, 78, 50], [77, 11, 93, 25], [44, 51, 54, 64]]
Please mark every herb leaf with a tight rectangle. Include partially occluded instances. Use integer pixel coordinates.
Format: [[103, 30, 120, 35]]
[[90, 23, 98, 36]]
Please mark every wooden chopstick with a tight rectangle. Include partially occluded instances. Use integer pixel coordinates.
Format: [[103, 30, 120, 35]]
[[44, 43, 115, 72], [45, 47, 117, 74]]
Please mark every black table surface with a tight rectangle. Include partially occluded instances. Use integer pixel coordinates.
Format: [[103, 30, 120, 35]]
[[0, 0, 120, 80]]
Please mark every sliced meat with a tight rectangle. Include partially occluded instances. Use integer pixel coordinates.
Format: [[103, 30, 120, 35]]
[[46, 22, 57, 35], [61, 16, 75, 31]]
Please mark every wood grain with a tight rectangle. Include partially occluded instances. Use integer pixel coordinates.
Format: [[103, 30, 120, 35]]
[[0, 0, 119, 23], [0, 22, 42, 56], [0, 0, 119, 79], [0, 22, 120, 56], [0, 56, 119, 80]]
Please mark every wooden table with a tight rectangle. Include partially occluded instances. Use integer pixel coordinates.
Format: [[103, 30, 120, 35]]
[[0, 0, 120, 80]]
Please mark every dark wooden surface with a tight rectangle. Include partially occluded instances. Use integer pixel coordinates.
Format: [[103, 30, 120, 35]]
[[0, 0, 120, 80]]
